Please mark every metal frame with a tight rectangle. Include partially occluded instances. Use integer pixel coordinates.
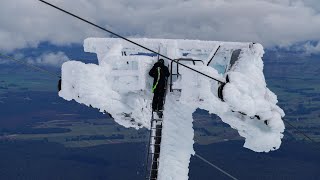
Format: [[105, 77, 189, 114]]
[[169, 58, 204, 92], [207, 45, 221, 66]]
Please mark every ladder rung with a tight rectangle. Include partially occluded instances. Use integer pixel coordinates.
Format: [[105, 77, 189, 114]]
[[150, 144, 161, 146], [149, 152, 160, 155], [145, 168, 159, 172], [145, 176, 158, 179], [151, 116, 163, 119], [151, 123, 162, 126], [145, 170, 158, 173], [151, 119, 161, 121]]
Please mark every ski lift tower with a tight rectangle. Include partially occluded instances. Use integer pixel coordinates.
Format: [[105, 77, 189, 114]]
[[59, 38, 285, 180]]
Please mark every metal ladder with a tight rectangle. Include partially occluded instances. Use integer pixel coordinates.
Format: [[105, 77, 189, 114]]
[[145, 111, 163, 180], [145, 47, 167, 179]]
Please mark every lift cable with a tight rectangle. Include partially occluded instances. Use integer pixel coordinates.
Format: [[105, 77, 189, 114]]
[[37, 0, 225, 84], [195, 119, 320, 180], [283, 119, 316, 143], [195, 153, 239, 180], [0, 52, 60, 78]]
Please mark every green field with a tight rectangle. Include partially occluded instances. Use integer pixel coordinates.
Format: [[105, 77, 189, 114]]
[[0, 67, 57, 94]]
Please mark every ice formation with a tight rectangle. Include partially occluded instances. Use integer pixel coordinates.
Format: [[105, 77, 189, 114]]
[[59, 38, 285, 180]]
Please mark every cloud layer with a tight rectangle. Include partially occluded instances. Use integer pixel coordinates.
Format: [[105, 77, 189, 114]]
[[26, 51, 70, 67], [1, 0, 320, 52], [0, 51, 69, 67]]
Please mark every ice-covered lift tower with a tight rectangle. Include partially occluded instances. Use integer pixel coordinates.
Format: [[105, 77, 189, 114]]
[[59, 38, 285, 180]]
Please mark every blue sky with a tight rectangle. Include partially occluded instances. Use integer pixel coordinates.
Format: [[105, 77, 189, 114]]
[[1, 0, 320, 66]]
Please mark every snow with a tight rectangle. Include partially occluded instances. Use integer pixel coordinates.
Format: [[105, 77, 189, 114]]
[[59, 52, 155, 129], [59, 38, 285, 180], [158, 95, 196, 180]]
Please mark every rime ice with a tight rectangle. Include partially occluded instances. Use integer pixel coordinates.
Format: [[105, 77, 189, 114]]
[[59, 38, 285, 180]]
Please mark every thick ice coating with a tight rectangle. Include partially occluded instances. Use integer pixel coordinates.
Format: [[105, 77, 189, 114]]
[[59, 38, 285, 180]]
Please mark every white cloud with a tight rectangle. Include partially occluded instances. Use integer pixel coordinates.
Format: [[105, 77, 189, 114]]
[[303, 42, 320, 55], [27, 51, 70, 67], [1, 0, 320, 51]]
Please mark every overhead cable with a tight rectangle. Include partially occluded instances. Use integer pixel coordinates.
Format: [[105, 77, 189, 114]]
[[195, 153, 239, 180], [0, 52, 60, 78], [37, 0, 225, 84], [283, 119, 316, 143]]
